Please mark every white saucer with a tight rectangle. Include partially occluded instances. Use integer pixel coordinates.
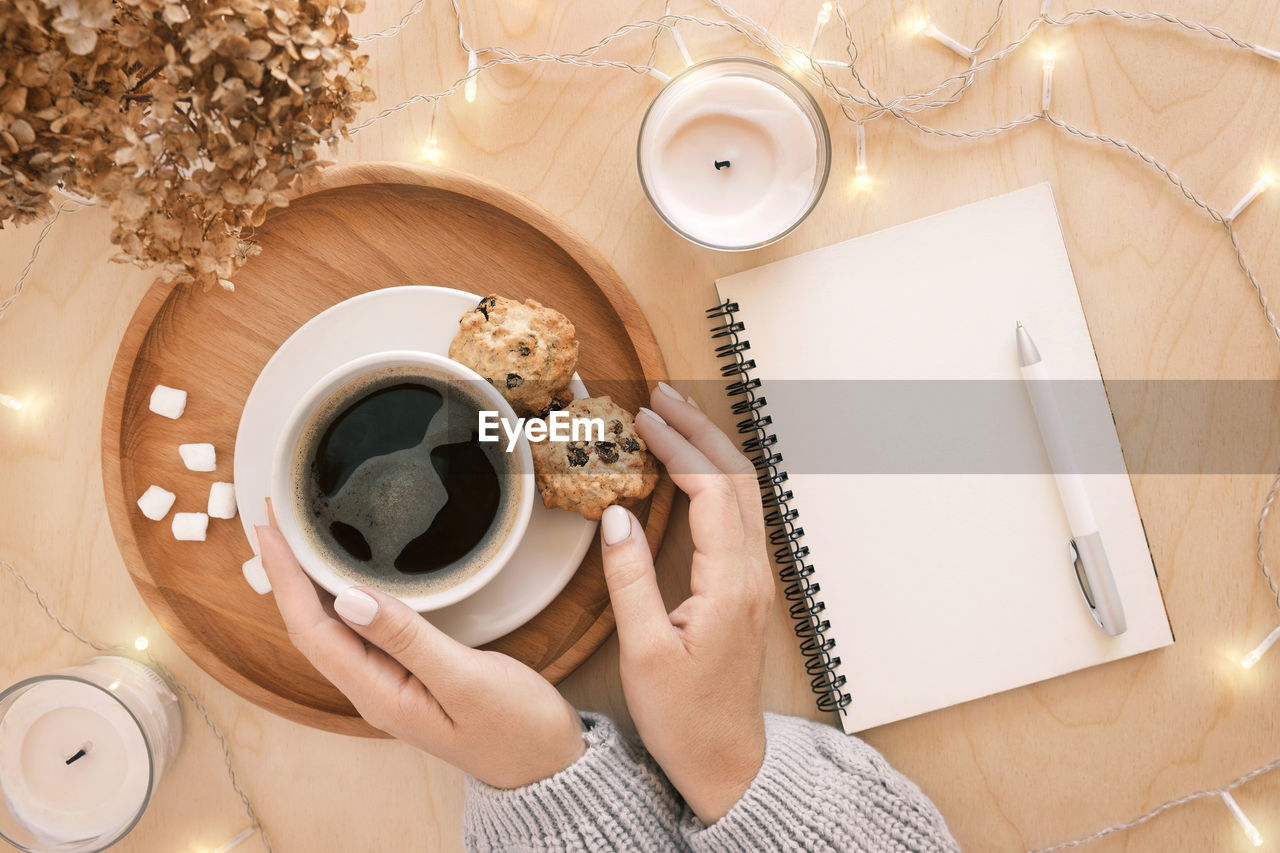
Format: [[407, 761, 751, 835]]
[[233, 286, 597, 647]]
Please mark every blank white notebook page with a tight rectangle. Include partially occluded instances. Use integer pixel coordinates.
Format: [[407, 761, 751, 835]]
[[715, 183, 1173, 734]]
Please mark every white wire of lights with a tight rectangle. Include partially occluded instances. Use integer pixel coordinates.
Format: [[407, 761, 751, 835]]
[[351, 0, 426, 44], [0, 198, 88, 410], [0, 203, 70, 325], [5, 1, 1280, 848], [1027, 761, 1280, 851]]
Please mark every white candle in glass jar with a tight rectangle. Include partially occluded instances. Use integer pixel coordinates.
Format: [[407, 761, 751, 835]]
[[0, 657, 182, 852], [638, 57, 831, 251]]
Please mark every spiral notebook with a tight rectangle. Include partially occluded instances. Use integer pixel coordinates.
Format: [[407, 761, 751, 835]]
[[710, 183, 1173, 734]]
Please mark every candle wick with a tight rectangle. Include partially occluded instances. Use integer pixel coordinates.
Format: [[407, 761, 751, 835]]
[[715, 160, 731, 170], [65, 741, 92, 765]]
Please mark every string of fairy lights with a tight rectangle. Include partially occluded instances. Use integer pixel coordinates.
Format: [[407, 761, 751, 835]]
[[2, 1, 1279, 850]]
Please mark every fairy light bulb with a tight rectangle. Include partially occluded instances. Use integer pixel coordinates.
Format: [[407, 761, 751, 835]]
[[911, 15, 974, 59], [0, 393, 23, 411], [853, 123, 870, 192], [1221, 792, 1264, 846], [1242, 624, 1280, 668], [670, 23, 693, 68], [209, 828, 254, 853], [134, 636, 149, 651], [464, 49, 478, 103], [1040, 50, 1056, 114], [809, 2, 834, 54], [1255, 44, 1280, 62], [419, 102, 442, 164], [1227, 170, 1276, 221], [419, 128, 441, 164]]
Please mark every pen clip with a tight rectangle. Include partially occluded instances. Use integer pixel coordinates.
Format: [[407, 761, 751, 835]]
[[1068, 534, 1128, 635], [1068, 538, 1104, 630]]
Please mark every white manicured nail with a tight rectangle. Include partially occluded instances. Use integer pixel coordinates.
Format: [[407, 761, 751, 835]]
[[335, 588, 378, 625], [602, 505, 632, 546], [656, 381, 683, 402], [637, 406, 666, 426], [685, 395, 700, 410]]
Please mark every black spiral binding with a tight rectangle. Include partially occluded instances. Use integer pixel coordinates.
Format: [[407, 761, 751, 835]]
[[706, 300, 852, 716]]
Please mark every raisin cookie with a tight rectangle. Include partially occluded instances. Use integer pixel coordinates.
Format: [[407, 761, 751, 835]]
[[529, 396, 658, 520], [449, 295, 578, 416]]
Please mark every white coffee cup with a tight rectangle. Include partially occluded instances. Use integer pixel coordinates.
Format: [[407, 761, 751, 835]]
[[269, 350, 534, 612]]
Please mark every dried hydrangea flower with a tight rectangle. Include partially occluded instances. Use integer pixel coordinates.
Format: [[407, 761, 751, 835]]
[[0, 0, 375, 290]]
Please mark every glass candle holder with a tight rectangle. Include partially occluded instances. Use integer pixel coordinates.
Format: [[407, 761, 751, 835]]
[[637, 57, 832, 251], [0, 657, 183, 853]]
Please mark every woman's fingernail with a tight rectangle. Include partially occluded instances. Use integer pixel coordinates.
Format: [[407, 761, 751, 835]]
[[335, 587, 379, 626], [656, 381, 683, 402], [602, 505, 633, 546], [685, 395, 700, 410], [637, 406, 666, 426]]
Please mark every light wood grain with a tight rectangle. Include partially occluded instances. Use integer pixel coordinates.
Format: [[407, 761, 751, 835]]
[[3, 0, 1280, 850], [101, 163, 674, 736]]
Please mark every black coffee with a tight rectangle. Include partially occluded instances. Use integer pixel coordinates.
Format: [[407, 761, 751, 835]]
[[292, 366, 518, 594]]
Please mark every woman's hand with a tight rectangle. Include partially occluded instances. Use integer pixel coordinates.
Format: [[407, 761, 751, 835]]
[[257, 501, 586, 789], [600, 383, 774, 825]]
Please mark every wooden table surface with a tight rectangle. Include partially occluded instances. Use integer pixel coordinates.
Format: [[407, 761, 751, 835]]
[[3, 1, 1279, 850]]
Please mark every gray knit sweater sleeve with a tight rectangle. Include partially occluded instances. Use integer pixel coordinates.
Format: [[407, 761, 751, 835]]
[[462, 712, 683, 852], [462, 711, 958, 853], [679, 713, 959, 853]]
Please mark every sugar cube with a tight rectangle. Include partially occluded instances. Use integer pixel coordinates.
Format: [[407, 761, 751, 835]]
[[208, 482, 237, 519], [242, 555, 271, 595], [179, 443, 216, 472], [172, 512, 209, 541], [136, 485, 176, 521], [149, 385, 188, 419]]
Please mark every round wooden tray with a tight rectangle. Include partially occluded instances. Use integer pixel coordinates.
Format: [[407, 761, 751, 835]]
[[102, 163, 673, 736]]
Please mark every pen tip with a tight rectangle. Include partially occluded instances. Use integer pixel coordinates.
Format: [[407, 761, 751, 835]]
[[1016, 320, 1023, 329]]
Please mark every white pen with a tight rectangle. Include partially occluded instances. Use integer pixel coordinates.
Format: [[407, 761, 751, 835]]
[[1016, 321, 1127, 636]]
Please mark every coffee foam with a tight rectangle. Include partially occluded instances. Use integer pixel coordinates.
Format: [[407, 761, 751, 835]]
[[291, 364, 522, 599]]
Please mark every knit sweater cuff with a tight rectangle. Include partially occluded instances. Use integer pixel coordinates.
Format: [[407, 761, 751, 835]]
[[679, 713, 959, 853], [463, 712, 682, 853]]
